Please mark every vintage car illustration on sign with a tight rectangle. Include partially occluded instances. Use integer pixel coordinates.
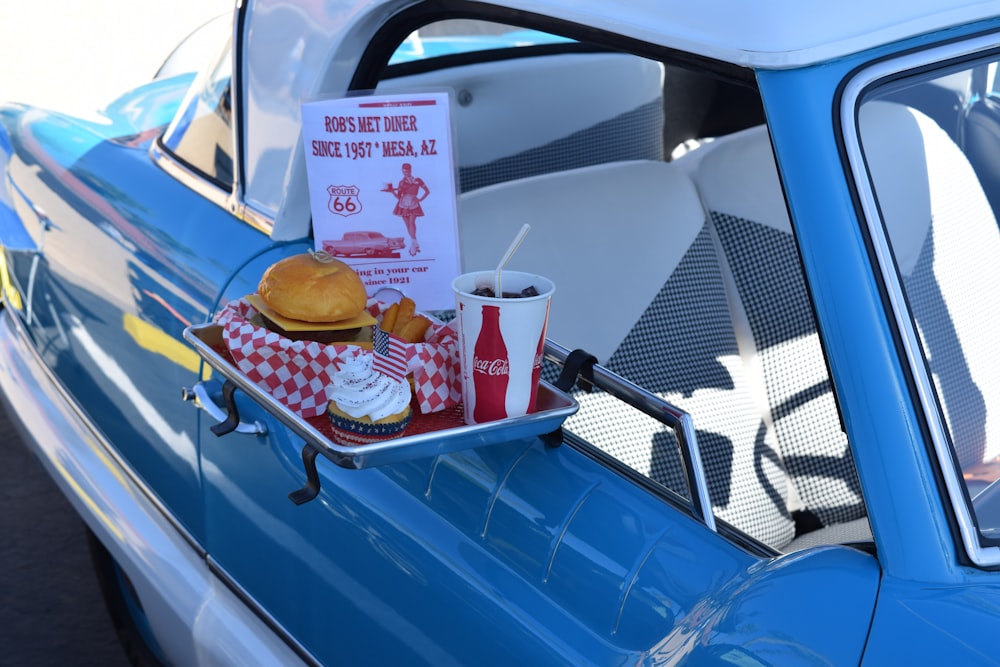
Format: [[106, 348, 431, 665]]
[[3, 0, 1000, 665], [322, 230, 406, 257]]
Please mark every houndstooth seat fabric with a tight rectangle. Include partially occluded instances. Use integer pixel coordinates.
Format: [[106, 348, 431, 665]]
[[679, 125, 867, 531], [457, 101, 664, 192], [712, 211, 865, 527], [586, 225, 796, 548], [460, 160, 796, 549], [861, 102, 1000, 469]]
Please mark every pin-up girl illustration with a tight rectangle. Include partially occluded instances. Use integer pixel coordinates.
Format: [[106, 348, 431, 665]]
[[384, 162, 430, 256]]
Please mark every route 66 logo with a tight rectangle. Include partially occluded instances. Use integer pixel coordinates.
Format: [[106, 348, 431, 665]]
[[327, 184, 362, 217]]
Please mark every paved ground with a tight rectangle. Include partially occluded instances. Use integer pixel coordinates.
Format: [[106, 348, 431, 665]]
[[0, 2, 231, 664], [0, 405, 129, 666]]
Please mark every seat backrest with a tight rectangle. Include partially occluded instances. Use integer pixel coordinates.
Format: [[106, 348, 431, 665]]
[[458, 161, 797, 549], [861, 101, 1000, 470], [677, 125, 866, 531], [459, 160, 699, 363], [378, 53, 665, 191]]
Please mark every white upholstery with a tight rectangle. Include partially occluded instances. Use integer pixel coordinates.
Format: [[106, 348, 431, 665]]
[[857, 103, 934, 276], [675, 127, 783, 427], [378, 53, 664, 167], [459, 160, 703, 363], [459, 160, 797, 549], [678, 124, 867, 540], [861, 102, 1000, 467], [676, 126, 790, 234]]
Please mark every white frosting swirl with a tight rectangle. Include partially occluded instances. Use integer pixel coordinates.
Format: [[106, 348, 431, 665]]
[[329, 353, 411, 422]]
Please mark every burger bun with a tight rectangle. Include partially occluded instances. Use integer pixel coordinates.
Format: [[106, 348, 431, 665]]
[[258, 252, 367, 323]]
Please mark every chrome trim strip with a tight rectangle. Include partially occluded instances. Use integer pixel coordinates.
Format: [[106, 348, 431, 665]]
[[545, 340, 717, 533], [150, 140, 273, 236], [840, 33, 1000, 568], [0, 306, 310, 664], [208, 555, 323, 667]]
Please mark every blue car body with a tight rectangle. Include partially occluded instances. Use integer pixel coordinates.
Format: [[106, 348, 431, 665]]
[[3, 1, 1000, 665]]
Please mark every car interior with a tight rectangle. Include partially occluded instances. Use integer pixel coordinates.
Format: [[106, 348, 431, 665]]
[[364, 19, 866, 553]]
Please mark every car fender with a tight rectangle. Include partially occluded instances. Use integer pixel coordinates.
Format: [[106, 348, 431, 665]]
[[649, 545, 880, 665], [0, 306, 312, 666]]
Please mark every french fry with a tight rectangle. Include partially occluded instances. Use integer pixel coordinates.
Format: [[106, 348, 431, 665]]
[[399, 315, 431, 343], [381, 302, 399, 332], [392, 298, 416, 336]]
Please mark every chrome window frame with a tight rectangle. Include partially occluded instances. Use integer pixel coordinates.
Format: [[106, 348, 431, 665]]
[[151, 141, 273, 236], [151, 4, 275, 237], [841, 32, 1000, 568]]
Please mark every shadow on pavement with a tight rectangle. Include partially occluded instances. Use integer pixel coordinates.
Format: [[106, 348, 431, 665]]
[[0, 403, 128, 666]]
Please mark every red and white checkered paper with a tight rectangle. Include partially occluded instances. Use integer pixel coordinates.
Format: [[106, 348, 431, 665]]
[[215, 298, 461, 418]]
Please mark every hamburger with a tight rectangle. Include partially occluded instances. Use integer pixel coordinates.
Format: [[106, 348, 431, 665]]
[[248, 251, 375, 344]]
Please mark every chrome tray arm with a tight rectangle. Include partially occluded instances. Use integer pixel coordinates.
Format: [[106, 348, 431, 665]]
[[543, 340, 716, 533]]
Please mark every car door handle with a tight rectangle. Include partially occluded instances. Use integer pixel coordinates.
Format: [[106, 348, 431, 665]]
[[182, 379, 268, 436]]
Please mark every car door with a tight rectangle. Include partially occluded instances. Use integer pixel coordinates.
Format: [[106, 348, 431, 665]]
[[193, 4, 881, 664]]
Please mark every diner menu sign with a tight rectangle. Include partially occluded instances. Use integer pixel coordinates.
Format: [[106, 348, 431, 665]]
[[301, 91, 461, 310]]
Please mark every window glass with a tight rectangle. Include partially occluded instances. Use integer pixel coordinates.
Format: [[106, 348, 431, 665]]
[[162, 37, 234, 186], [859, 56, 1000, 539], [390, 20, 573, 65], [378, 20, 664, 194], [376, 18, 864, 552]]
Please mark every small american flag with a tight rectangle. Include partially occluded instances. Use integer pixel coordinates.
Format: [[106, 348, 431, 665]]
[[373, 326, 407, 381]]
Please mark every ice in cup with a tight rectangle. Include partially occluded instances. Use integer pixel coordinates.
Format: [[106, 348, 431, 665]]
[[452, 270, 555, 425]]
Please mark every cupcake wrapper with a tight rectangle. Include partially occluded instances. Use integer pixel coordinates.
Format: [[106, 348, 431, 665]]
[[328, 410, 412, 445]]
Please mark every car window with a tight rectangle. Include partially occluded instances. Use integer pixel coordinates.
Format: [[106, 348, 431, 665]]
[[857, 53, 1000, 544], [378, 21, 667, 193], [161, 36, 234, 187], [390, 20, 573, 65], [369, 16, 865, 552]]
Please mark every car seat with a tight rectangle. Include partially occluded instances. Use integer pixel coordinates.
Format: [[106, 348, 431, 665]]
[[862, 101, 1000, 472], [458, 160, 797, 549], [676, 125, 869, 547], [379, 52, 665, 192]]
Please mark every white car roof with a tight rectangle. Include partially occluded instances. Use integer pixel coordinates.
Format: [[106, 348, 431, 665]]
[[502, 0, 999, 68], [243, 0, 1000, 239]]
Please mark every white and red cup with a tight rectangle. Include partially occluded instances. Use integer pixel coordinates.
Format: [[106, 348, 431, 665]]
[[452, 270, 555, 425]]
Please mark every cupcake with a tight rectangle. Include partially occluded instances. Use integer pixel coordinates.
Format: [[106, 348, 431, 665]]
[[327, 352, 412, 445]]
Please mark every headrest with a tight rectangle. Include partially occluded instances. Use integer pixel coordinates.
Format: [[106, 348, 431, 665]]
[[680, 124, 792, 235]]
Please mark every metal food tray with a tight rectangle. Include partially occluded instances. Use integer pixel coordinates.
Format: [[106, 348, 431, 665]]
[[184, 323, 579, 471]]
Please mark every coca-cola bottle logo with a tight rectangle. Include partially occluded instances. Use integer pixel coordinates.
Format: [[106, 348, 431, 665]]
[[471, 304, 509, 423]]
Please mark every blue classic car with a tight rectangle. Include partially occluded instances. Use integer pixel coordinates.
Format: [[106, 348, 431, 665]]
[[4, 0, 1000, 664]]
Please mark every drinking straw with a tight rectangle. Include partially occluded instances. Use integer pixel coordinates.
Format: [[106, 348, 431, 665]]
[[495, 223, 531, 296]]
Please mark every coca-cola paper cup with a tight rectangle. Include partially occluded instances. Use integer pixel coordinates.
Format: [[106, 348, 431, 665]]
[[452, 270, 555, 425]]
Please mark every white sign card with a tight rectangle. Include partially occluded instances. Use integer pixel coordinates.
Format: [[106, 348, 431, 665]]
[[301, 91, 461, 310]]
